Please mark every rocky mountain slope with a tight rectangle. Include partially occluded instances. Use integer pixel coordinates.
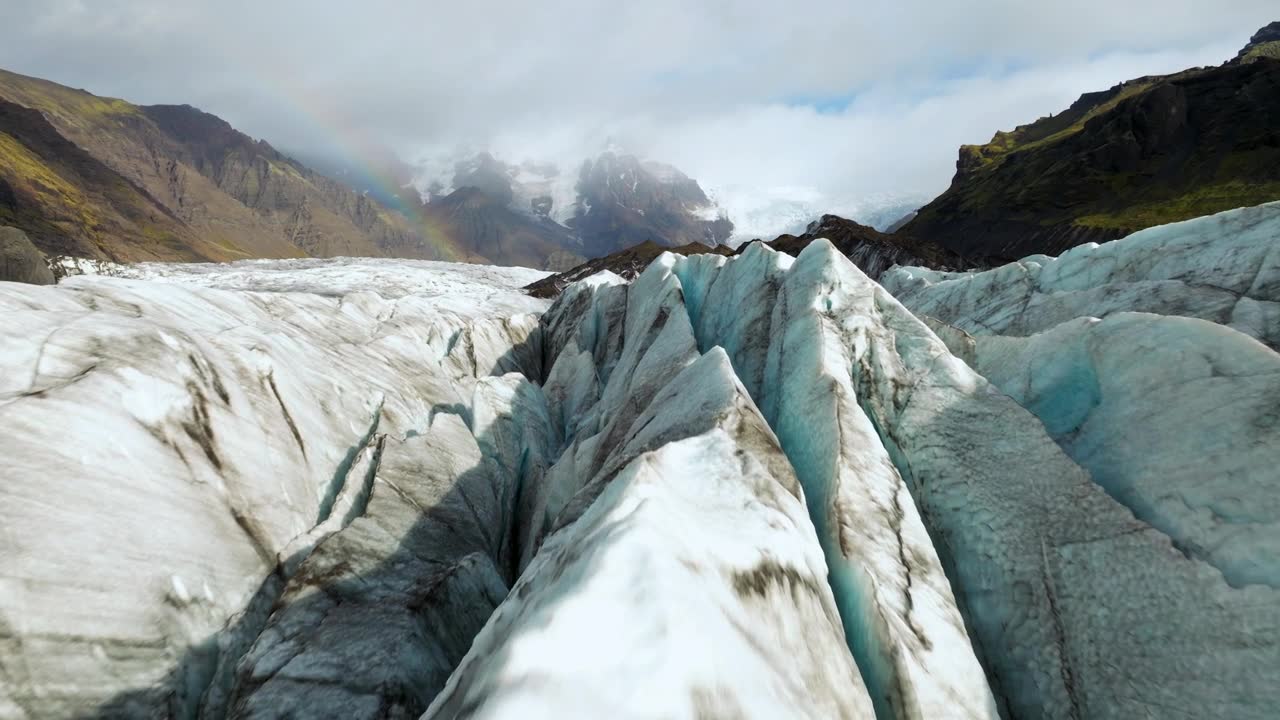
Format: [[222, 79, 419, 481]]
[[421, 186, 581, 269], [0, 99, 221, 262], [1, 202, 1276, 719], [140, 104, 430, 259], [568, 152, 733, 256], [0, 69, 437, 264], [1238, 21, 1280, 62], [0, 67, 735, 270], [420, 150, 734, 268], [901, 25, 1280, 260]]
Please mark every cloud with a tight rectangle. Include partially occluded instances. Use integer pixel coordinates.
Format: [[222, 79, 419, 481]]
[[1, 1, 1273, 233]]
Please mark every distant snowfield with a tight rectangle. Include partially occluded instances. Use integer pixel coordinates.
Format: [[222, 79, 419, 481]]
[[2, 204, 1278, 719], [703, 185, 929, 241]]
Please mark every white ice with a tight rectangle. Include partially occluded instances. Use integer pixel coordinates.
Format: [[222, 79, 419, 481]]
[[0, 258, 545, 716], [3, 208, 1279, 720]]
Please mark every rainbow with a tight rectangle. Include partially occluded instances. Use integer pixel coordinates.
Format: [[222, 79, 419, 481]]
[[249, 62, 470, 262]]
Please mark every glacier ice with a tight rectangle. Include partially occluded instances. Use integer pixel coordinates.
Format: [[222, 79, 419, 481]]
[[813, 249, 1279, 719], [0, 259, 547, 718], [962, 313, 1280, 589], [1, 209, 1278, 719], [225, 413, 518, 719], [881, 201, 1280, 350], [883, 203, 1280, 593], [667, 242, 998, 719], [427, 351, 875, 719]]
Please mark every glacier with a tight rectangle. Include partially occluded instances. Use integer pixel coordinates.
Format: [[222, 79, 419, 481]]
[[881, 201, 1280, 351], [881, 203, 1280, 592], [0, 258, 547, 718], [1, 204, 1278, 719]]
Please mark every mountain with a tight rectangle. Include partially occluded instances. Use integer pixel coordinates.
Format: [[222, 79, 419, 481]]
[[528, 27, 1280, 300], [285, 146, 422, 212], [0, 69, 442, 264], [423, 186, 582, 269], [901, 26, 1280, 260], [529, 21, 1280, 278], [141, 103, 433, 258], [0, 68, 733, 270], [1, 203, 1276, 718], [1238, 20, 1280, 62], [568, 152, 734, 256], [420, 150, 734, 265], [0, 99, 222, 261]]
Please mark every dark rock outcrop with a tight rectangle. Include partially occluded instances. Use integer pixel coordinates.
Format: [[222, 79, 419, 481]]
[[0, 225, 55, 284], [1237, 21, 1280, 62]]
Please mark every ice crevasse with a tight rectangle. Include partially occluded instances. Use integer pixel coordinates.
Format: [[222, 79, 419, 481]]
[[0, 207, 1278, 719]]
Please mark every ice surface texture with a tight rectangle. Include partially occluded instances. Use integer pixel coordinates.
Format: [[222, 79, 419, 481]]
[[885, 203, 1280, 593], [882, 201, 1280, 350], [0, 259, 546, 718], [2, 208, 1278, 719]]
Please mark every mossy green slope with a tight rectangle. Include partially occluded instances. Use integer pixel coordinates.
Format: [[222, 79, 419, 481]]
[[904, 42, 1280, 260], [0, 99, 223, 261], [0, 68, 442, 263], [1238, 22, 1280, 63]]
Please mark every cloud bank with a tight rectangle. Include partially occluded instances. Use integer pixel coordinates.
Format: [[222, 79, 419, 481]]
[[1, 1, 1273, 235]]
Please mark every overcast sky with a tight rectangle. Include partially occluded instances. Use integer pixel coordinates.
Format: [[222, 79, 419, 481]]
[[1, 1, 1274, 234]]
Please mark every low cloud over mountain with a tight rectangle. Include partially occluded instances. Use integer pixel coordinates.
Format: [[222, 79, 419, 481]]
[[4, 1, 1274, 242]]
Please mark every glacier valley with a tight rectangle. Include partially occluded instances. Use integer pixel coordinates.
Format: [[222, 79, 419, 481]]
[[2, 204, 1279, 719]]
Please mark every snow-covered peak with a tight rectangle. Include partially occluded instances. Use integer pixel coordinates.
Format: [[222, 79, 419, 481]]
[[411, 149, 730, 229]]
